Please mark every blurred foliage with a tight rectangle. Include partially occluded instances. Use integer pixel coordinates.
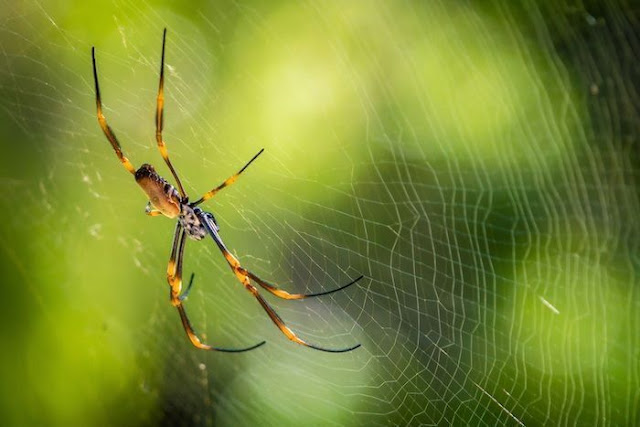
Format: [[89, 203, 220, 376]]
[[0, 0, 638, 425]]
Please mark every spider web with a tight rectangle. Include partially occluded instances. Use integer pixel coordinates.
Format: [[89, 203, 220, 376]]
[[0, 0, 638, 425]]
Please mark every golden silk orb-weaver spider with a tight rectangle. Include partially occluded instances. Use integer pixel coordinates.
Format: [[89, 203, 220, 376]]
[[91, 29, 362, 353]]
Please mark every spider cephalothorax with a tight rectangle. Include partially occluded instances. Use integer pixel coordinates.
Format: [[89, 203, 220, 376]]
[[179, 205, 208, 241], [91, 28, 362, 353]]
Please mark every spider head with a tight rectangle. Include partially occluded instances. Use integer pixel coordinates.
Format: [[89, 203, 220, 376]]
[[135, 163, 181, 218]]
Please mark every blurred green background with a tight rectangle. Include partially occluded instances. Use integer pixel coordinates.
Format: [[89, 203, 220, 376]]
[[0, 0, 638, 425]]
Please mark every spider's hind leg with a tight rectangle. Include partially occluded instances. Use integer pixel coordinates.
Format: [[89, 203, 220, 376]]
[[246, 282, 361, 353], [244, 269, 363, 301], [179, 273, 195, 301], [167, 222, 265, 352], [199, 212, 361, 353]]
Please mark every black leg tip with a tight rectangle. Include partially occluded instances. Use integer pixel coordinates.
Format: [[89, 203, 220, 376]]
[[213, 340, 266, 353], [307, 342, 361, 353]]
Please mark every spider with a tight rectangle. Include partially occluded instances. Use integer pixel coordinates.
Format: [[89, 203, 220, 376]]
[[90, 29, 362, 353]]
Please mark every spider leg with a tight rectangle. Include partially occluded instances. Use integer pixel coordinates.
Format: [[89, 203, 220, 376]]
[[155, 28, 186, 197], [246, 283, 360, 353], [199, 212, 361, 353], [179, 272, 195, 301], [168, 222, 265, 352], [145, 201, 164, 216], [244, 270, 363, 300], [174, 305, 265, 353], [91, 47, 137, 175], [166, 223, 186, 303], [193, 148, 264, 206]]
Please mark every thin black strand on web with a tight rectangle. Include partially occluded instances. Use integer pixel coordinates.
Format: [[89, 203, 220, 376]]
[[193, 148, 265, 206]]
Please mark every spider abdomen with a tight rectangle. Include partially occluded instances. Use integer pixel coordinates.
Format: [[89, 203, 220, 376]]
[[180, 205, 207, 240], [135, 163, 181, 218]]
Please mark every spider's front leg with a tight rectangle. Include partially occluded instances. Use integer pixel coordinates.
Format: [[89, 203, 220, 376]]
[[91, 47, 137, 175], [192, 148, 264, 206]]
